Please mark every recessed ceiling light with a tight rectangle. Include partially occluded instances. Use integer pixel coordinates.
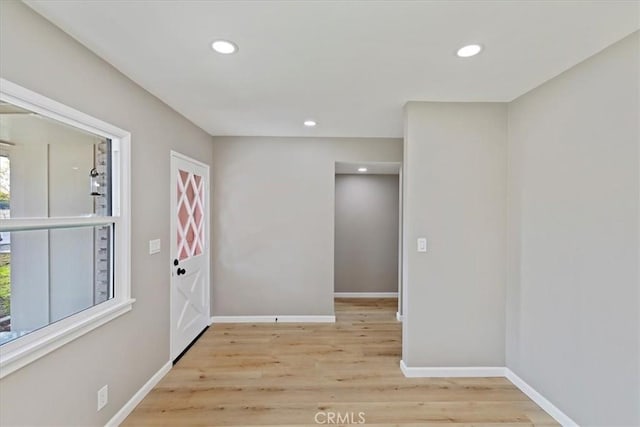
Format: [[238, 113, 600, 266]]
[[304, 120, 317, 127], [211, 40, 238, 54], [358, 167, 368, 172], [456, 44, 483, 58]]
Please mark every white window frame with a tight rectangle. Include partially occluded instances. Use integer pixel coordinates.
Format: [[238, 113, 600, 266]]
[[0, 78, 133, 379]]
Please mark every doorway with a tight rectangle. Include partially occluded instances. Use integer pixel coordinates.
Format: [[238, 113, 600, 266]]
[[170, 151, 210, 362], [333, 162, 402, 317]]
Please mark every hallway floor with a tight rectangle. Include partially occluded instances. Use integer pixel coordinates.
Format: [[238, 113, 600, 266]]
[[124, 298, 556, 426]]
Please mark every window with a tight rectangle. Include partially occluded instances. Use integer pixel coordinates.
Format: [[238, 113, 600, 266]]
[[0, 79, 132, 378]]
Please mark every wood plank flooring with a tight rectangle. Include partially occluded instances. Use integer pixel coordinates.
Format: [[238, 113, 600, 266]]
[[124, 298, 557, 426]]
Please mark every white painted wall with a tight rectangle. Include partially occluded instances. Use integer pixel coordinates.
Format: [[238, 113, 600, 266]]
[[210, 136, 402, 316], [507, 32, 639, 426], [402, 102, 507, 367]]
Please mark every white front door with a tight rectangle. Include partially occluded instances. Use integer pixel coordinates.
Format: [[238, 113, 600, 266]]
[[170, 151, 210, 361]]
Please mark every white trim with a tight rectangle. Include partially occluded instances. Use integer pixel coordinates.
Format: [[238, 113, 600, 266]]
[[0, 299, 134, 379], [0, 216, 116, 232], [115, 131, 131, 302], [505, 369, 579, 427], [399, 360, 506, 378], [396, 312, 403, 322], [334, 292, 398, 298], [170, 150, 210, 169], [397, 361, 578, 427], [105, 361, 172, 427], [210, 315, 336, 324], [397, 167, 403, 325], [0, 79, 128, 140], [0, 78, 132, 378]]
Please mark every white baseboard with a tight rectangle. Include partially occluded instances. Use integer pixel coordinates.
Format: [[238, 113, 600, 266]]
[[106, 361, 171, 427], [399, 360, 505, 378], [210, 315, 336, 324], [398, 361, 577, 427], [334, 292, 398, 298], [505, 368, 578, 427], [396, 312, 403, 322]]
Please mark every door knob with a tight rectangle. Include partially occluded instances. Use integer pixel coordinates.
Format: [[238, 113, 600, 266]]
[[173, 259, 179, 266], [177, 267, 186, 276]]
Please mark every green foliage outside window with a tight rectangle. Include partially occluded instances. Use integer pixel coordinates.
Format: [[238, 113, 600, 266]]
[[0, 253, 10, 318]]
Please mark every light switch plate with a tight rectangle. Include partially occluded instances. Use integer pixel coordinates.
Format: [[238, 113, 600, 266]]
[[417, 237, 427, 252], [149, 239, 161, 254]]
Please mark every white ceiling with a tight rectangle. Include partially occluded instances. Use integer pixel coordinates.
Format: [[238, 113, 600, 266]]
[[26, 0, 639, 138]]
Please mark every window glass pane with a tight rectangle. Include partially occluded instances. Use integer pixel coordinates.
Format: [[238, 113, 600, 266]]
[[0, 224, 113, 346], [0, 106, 111, 218], [177, 169, 205, 261]]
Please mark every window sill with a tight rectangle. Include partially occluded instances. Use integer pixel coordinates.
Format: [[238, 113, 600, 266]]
[[0, 298, 135, 379]]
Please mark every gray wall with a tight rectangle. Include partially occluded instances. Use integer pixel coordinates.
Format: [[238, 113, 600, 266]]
[[334, 174, 399, 293], [507, 32, 639, 426], [0, 1, 214, 425], [402, 102, 507, 367], [210, 136, 402, 316]]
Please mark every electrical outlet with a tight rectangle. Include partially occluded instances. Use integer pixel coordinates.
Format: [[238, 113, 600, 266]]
[[97, 385, 108, 411]]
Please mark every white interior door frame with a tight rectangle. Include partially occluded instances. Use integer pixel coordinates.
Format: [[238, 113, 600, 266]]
[[398, 167, 403, 321], [169, 150, 210, 361]]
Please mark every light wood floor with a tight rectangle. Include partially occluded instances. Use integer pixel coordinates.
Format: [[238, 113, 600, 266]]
[[124, 298, 557, 426]]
